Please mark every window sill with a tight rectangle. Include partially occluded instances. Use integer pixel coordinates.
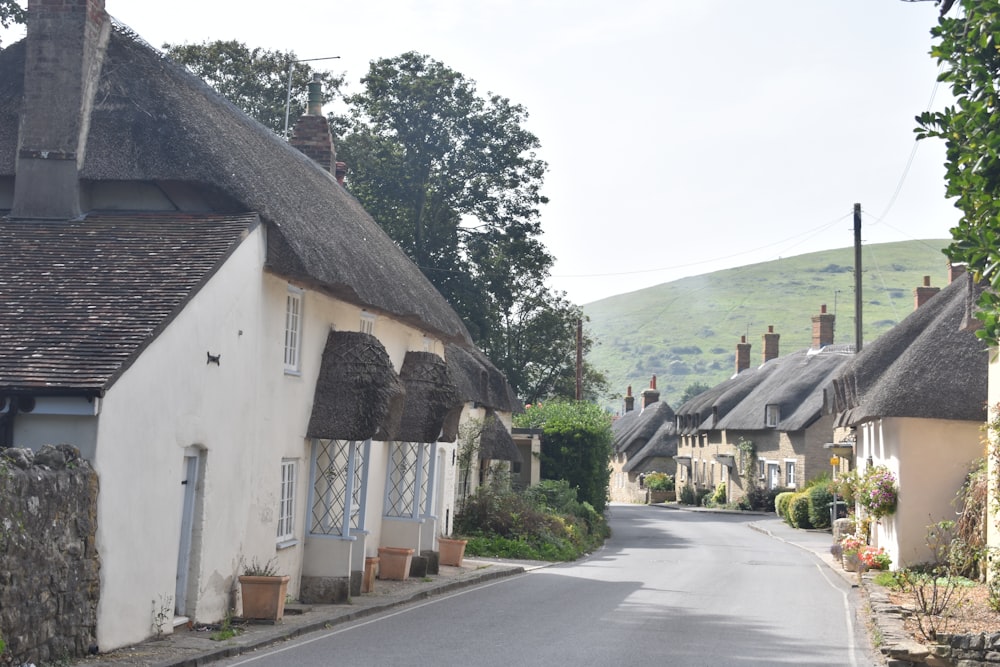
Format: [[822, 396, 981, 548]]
[[284, 369, 302, 377], [276, 538, 299, 551]]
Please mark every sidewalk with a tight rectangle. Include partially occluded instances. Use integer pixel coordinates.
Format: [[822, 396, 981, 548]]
[[70, 559, 537, 667]]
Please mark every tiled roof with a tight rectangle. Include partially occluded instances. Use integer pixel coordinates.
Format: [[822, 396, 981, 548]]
[[0, 213, 256, 393]]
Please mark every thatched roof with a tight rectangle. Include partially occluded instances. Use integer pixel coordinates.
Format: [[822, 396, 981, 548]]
[[715, 348, 852, 431], [674, 368, 768, 434], [478, 411, 521, 463], [445, 343, 519, 413], [612, 401, 675, 457], [832, 274, 987, 426], [306, 331, 405, 441], [0, 25, 470, 344], [622, 422, 678, 473], [396, 351, 462, 443]]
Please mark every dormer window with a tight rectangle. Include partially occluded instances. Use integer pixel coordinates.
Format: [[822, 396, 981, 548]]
[[765, 404, 780, 428]]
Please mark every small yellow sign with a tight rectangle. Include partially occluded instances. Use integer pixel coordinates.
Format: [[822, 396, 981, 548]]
[[830, 456, 840, 466]]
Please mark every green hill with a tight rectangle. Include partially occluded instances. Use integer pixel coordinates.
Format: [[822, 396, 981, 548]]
[[583, 239, 953, 410]]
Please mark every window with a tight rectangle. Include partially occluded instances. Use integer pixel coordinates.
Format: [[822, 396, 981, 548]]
[[360, 311, 375, 335], [277, 460, 296, 543], [310, 439, 369, 537], [758, 459, 765, 480], [785, 460, 796, 488], [284, 287, 303, 373], [765, 404, 780, 427]]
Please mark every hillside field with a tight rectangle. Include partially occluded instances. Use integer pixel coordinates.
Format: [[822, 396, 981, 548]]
[[583, 239, 953, 410]]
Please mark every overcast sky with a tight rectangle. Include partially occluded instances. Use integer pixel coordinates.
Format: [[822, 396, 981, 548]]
[[6, 1, 956, 305]]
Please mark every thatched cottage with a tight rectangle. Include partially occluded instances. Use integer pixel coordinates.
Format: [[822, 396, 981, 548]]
[[0, 0, 518, 652]]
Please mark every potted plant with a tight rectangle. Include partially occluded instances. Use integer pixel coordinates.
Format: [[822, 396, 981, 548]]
[[858, 546, 891, 571], [839, 534, 866, 572], [438, 535, 468, 567], [376, 546, 414, 580], [238, 557, 290, 621]]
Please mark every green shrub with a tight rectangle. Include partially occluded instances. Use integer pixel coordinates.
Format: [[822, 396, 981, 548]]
[[680, 484, 697, 505], [644, 472, 674, 492], [774, 491, 795, 522], [696, 487, 712, 506], [807, 483, 834, 529], [711, 483, 727, 505], [788, 493, 812, 529]]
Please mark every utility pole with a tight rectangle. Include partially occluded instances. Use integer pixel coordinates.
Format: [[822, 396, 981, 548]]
[[854, 203, 863, 352]]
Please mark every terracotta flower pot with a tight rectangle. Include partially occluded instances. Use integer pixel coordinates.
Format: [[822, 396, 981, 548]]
[[377, 547, 414, 580], [438, 538, 468, 567], [239, 575, 290, 621]]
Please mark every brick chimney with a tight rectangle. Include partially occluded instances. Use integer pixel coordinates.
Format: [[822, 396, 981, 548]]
[[290, 74, 335, 174], [735, 335, 751, 374], [623, 385, 634, 413], [811, 304, 835, 349], [913, 275, 940, 310], [640, 376, 659, 410], [762, 325, 779, 363], [12, 0, 111, 220], [335, 161, 348, 187], [949, 263, 967, 284]]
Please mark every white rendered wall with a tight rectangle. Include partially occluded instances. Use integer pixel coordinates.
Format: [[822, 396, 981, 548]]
[[863, 417, 984, 569]]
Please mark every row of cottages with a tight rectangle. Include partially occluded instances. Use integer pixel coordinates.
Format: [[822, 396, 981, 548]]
[[673, 309, 853, 504], [830, 269, 987, 569], [0, 0, 520, 652], [609, 379, 678, 503]]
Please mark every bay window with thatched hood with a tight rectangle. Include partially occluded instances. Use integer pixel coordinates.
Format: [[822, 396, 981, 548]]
[[300, 331, 404, 603]]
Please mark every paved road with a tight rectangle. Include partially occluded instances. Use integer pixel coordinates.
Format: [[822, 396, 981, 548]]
[[215, 505, 874, 667]]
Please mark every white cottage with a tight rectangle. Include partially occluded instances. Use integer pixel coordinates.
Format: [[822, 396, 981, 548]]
[[0, 0, 518, 651]]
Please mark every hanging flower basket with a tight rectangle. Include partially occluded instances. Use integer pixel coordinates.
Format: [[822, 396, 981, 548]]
[[859, 466, 898, 519]]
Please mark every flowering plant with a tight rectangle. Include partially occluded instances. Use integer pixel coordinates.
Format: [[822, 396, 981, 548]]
[[858, 546, 891, 570], [859, 465, 898, 519], [840, 534, 866, 556]]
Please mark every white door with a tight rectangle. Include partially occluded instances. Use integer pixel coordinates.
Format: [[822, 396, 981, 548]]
[[175, 453, 200, 616]]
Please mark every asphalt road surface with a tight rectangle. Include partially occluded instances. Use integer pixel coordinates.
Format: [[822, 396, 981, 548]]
[[217, 505, 874, 667]]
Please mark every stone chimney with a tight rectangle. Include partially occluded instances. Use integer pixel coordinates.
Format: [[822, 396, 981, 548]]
[[762, 325, 779, 363], [949, 263, 967, 284], [623, 385, 634, 413], [335, 161, 347, 187], [640, 376, 659, 410], [12, 0, 111, 220], [913, 275, 940, 310], [735, 335, 751, 374], [290, 74, 335, 174], [811, 304, 835, 349]]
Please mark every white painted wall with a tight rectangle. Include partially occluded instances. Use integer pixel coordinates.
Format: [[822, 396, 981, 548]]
[[861, 417, 984, 569], [84, 224, 458, 651]]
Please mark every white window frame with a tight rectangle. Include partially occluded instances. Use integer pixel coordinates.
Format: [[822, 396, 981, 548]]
[[765, 404, 779, 427], [284, 287, 303, 374], [360, 311, 376, 335], [784, 459, 797, 488], [277, 459, 296, 544]]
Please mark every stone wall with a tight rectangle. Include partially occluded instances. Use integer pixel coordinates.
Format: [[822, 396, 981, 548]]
[[0, 445, 100, 666]]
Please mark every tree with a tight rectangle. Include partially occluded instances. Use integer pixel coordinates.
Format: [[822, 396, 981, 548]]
[[678, 381, 712, 405], [916, 1, 1000, 344], [514, 401, 613, 513], [163, 41, 344, 137], [0, 0, 24, 47]]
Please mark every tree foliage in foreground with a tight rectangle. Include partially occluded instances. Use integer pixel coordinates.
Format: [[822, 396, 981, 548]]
[[514, 401, 613, 512], [916, 1, 1000, 344]]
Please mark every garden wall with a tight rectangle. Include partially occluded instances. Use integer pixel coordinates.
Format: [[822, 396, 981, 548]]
[[0, 445, 100, 666]]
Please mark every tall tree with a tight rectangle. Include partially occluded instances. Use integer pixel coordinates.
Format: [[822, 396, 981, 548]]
[[0, 0, 24, 47], [164, 40, 344, 137], [916, 1, 1000, 344]]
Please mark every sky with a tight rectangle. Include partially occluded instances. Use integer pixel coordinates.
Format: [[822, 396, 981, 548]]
[[5, 1, 958, 305]]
